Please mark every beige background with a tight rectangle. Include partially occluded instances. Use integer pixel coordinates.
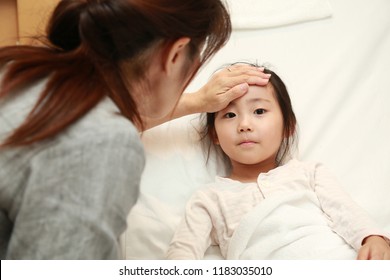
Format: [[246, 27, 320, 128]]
[[0, 0, 60, 46]]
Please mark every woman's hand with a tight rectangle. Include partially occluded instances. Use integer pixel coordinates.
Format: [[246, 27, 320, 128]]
[[142, 64, 270, 130], [357, 235, 390, 260], [187, 64, 271, 114]]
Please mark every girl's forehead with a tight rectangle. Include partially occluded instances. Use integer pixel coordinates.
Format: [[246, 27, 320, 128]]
[[236, 84, 276, 104], [247, 84, 274, 97], [216, 84, 277, 116]]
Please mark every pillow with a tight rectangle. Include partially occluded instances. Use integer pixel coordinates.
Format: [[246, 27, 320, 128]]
[[124, 114, 225, 259]]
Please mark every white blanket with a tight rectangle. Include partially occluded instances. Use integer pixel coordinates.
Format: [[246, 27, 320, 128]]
[[227, 191, 356, 259]]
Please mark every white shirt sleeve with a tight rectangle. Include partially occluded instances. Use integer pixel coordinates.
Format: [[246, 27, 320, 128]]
[[312, 162, 390, 250], [166, 190, 214, 259]]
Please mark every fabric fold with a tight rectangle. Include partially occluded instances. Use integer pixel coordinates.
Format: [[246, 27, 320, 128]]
[[225, 0, 333, 30]]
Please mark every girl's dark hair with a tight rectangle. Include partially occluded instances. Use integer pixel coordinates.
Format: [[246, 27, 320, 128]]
[[200, 62, 298, 167], [0, 0, 231, 147]]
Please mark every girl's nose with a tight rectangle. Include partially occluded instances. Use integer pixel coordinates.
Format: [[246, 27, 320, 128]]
[[239, 126, 252, 132], [238, 118, 252, 132]]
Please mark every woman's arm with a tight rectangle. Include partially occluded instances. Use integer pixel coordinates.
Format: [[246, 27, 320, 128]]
[[7, 128, 144, 259], [143, 65, 271, 130]]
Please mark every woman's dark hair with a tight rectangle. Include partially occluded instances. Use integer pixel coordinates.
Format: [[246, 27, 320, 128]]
[[0, 0, 231, 147], [200, 62, 298, 167]]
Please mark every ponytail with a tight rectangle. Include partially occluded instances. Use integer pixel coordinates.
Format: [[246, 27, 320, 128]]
[[47, 0, 87, 52], [0, 0, 231, 147], [0, 46, 106, 147]]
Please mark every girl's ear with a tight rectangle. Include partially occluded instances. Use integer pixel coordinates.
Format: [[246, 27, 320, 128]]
[[163, 37, 191, 75]]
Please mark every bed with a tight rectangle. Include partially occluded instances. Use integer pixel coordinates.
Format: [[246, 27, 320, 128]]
[[122, 0, 390, 259]]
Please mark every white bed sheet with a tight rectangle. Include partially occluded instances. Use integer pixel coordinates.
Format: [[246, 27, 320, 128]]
[[123, 0, 390, 259]]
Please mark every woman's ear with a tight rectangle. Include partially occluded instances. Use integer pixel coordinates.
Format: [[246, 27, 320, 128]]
[[163, 37, 191, 75]]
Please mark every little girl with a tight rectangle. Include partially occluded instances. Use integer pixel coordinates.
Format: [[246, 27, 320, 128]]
[[166, 63, 390, 260]]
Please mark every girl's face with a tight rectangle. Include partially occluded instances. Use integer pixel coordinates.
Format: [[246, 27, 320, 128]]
[[214, 84, 284, 175]]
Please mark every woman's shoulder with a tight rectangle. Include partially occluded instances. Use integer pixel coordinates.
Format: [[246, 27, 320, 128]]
[[23, 97, 145, 169], [71, 98, 138, 134], [0, 78, 46, 136], [58, 97, 142, 149]]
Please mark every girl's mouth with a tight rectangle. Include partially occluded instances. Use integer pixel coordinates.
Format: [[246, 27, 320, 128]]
[[239, 140, 257, 146]]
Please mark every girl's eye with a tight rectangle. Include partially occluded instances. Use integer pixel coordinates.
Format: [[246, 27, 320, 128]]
[[224, 112, 236, 118], [254, 108, 266, 115]]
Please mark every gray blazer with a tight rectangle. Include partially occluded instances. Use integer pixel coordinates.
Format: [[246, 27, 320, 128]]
[[0, 79, 145, 259]]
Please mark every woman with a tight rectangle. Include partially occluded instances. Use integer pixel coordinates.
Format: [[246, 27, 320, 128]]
[[0, 0, 269, 259]]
